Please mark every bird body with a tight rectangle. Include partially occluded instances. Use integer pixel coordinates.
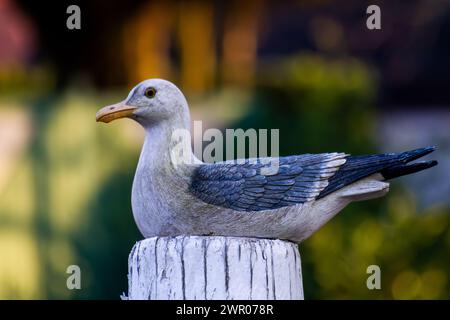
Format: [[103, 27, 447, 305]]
[[96, 79, 437, 243]]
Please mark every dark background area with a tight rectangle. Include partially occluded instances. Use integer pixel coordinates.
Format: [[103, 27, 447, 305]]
[[15, 0, 450, 106]]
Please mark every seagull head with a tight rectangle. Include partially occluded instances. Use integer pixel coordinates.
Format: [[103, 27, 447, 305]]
[[96, 79, 189, 128]]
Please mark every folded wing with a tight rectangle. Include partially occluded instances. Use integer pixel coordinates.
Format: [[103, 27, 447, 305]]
[[189, 153, 347, 212]]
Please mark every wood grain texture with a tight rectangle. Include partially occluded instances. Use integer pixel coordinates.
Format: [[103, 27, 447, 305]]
[[127, 236, 304, 300]]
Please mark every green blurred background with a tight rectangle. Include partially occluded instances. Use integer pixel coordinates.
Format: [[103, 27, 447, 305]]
[[0, 0, 449, 299]]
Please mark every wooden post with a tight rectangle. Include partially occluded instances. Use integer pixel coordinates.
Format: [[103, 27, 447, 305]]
[[126, 236, 303, 300]]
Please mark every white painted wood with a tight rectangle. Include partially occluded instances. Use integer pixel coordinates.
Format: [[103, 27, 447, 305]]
[[126, 236, 304, 300]]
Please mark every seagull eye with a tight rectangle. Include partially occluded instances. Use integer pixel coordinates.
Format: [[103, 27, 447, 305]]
[[144, 87, 157, 99]]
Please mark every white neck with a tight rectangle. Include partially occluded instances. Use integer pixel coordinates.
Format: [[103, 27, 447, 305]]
[[137, 110, 199, 177]]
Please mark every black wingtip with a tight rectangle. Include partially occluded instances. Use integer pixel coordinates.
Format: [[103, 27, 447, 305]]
[[402, 145, 437, 163], [384, 146, 438, 179], [381, 160, 438, 180]]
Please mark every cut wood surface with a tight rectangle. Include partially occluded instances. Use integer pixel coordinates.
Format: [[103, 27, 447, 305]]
[[127, 236, 304, 300]]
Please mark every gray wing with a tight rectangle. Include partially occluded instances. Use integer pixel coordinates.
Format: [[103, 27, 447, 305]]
[[189, 153, 347, 212]]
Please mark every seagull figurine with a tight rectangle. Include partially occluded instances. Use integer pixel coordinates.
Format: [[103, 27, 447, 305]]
[[96, 79, 437, 242]]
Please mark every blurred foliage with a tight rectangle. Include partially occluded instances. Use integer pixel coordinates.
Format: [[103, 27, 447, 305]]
[[238, 54, 378, 154], [0, 90, 142, 299], [0, 66, 56, 99], [0, 54, 449, 299], [304, 189, 450, 299]]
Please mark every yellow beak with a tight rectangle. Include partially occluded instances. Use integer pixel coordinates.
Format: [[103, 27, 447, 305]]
[[96, 101, 137, 123]]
